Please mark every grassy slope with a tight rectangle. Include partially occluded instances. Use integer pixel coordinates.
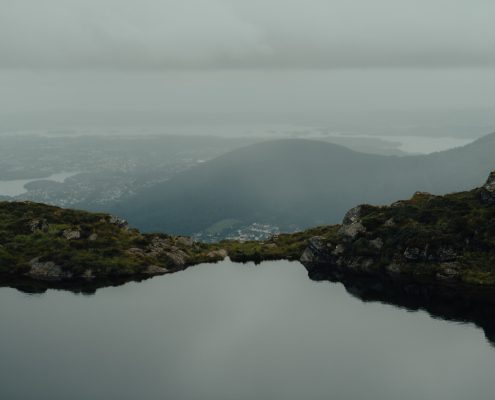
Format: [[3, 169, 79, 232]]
[[0, 201, 215, 278]]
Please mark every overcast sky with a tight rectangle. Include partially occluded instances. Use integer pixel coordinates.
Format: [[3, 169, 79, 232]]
[[1, 0, 495, 70], [1, 0, 494, 136]]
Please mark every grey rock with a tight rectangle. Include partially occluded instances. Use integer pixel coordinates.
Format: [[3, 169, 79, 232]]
[[300, 247, 316, 263], [332, 244, 345, 255], [126, 247, 146, 257], [339, 206, 366, 238], [143, 265, 169, 275], [62, 229, 81, 240], [308, 236, 326, 251], [342, 205, 363, 225], [207, 249, 228, 259], [176, 236, 194, 247], [147, 237, 172, 256], [88, 233, 98, 241], [481, 171, 495, 204], [165, 250, 188, 267], [28, 258, 70, 281], [29, 219, 49, 233], [384, 218, 396, 227], [338, 221, 365, 238], [109, 215, 129, 229], [370, 237, 384, 250], [403, 247, 426, 261]]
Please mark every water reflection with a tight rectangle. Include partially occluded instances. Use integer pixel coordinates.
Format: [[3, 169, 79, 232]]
[[1, 260, 495, 400], [2, 259, 495, 347]]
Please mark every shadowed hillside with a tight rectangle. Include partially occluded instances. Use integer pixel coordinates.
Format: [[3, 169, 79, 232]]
[[113, 133, 495, 235]]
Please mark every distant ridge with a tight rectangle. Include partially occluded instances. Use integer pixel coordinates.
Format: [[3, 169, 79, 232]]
[[114, 133, 495, 235]]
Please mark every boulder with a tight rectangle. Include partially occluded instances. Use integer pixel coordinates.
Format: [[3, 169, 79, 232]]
[[176, 236, 194, 247], [62, 229, 81, 240], [339, 205, 366, 238], [207, 249, 228, 259], [165, 250, 188, 267], [342, 205, 364, 225], [88, 233, 98, 241]]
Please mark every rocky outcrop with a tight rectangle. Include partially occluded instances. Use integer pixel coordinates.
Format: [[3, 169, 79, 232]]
[[338, 206, 366, 238], [145, 236, 188, 268], [300, 236, 332, 264], [300, 171, 495, 289], [481, 171, 495, 204]]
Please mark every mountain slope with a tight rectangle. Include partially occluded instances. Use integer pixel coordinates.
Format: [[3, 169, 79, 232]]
[[114, 133, 495, 235]]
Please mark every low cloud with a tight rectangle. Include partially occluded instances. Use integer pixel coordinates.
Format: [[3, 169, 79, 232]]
[[1, 0, 495, 70]]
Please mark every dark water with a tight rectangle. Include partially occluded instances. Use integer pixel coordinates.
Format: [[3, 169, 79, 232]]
[[1, 259, 495, 400]]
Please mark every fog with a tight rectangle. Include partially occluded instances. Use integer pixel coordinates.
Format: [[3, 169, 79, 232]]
[[0, 0, 494, 136], [2, 0, 495, 69], [1, 68, 495, 137]]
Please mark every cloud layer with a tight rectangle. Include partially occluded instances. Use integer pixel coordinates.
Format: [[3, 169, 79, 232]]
[[1, 0, 495, 69]]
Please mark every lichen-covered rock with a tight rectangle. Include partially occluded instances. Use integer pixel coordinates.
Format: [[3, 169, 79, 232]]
[[165, 250, 187, 267], [109, 215, 129, 229], [88, 233, 98, 241], [62, 229, 81, 240], [338, 206, 366, 238], [176, 236, 194, 247], [342, 205, 364, 225], [338, 222, 365, 238], [207, 249, 228, 259], [146, 237, 172, 256], [29, 219, 49, 233]]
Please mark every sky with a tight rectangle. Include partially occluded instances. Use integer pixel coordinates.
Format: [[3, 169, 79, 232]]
[[1, 0, 495, 136]]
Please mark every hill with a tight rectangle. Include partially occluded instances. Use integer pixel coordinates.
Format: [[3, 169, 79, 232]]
[[113, 133, 495, 235]]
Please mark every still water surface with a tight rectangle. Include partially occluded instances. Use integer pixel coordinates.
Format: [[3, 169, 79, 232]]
[[0, 171, 79, 197], [1, 259, 494, 400]]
